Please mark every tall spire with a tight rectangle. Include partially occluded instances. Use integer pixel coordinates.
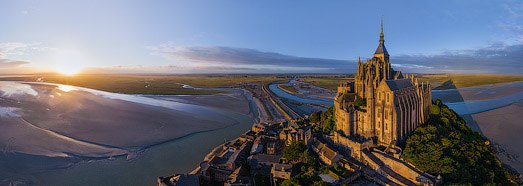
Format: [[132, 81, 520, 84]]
[[374, 18, 389, 60], [379, 18, 384, 44]]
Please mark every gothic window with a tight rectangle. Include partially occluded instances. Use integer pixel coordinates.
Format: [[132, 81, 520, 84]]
[[386, 93, 390, 102]]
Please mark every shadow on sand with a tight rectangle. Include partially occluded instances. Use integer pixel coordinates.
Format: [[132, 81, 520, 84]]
[[432, 80, 483, 135]]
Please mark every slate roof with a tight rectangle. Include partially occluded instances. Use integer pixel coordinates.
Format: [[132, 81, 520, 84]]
[[384, 79, 414, 91], [312, 140, 341, 161], [375, 42, 389, 55], [251, 154, 282, 164], [273, 163, 292, 172]]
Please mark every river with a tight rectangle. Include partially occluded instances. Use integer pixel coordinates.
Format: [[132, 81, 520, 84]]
[[268, 83, 333, 106]]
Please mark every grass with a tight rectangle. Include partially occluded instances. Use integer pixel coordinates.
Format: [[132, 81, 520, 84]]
[[418, 74, 523, 89], [300, 77, 352, 91], [0, 74, 285, 95]]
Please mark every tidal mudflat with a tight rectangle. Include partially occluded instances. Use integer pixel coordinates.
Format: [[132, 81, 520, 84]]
[[0, 81, 256, 185], [471, 100, 523, 173]]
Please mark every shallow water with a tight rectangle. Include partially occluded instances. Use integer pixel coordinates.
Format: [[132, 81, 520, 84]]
[[445, 92, 523, 115], [268, 83, 333, 106], [29, 115, 252, 186]]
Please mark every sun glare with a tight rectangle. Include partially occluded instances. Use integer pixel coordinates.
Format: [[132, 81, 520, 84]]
[[52, 49, 88, 75], [57, 84, 78, 92]]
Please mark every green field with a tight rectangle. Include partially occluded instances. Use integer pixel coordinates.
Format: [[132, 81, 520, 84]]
[[0, 74, 285, 95], [301, 77, 353, 91], [418, 74, 523, 89]]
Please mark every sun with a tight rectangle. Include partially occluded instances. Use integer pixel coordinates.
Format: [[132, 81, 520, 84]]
[[51, 49, 88, 75]]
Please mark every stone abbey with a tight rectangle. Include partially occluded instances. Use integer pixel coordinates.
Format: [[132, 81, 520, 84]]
[[333, 21, 432, 151]]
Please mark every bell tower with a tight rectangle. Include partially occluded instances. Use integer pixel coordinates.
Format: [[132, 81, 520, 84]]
[[373, 19, 389, 62]]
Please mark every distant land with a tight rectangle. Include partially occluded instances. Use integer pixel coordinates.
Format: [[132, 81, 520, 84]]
[[2, 73, 523, 95]]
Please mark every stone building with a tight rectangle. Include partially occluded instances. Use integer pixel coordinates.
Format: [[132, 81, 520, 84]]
[[271, 163, 293, 180], [310, 138, 343, 165], [278, 121, 312, 145], [334, 21, 432, 149]]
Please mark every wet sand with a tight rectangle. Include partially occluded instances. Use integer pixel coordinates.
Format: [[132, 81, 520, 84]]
[[0, 82, 243, 158], [471, 100, 523, 173], [145, 89, 252, 116], [432, 81, 523, 103], [0, 81, 255, 185]]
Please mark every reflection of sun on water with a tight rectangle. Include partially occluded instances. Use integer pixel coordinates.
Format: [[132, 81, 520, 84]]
[[52, 49, 88, 75], [57, 85, 77, 92]]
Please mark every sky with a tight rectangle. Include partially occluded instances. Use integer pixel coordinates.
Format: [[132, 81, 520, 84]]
[[0, 0, 522, 74]]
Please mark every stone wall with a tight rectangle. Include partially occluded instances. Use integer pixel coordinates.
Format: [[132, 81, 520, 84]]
[[368, 150, 435, 185]]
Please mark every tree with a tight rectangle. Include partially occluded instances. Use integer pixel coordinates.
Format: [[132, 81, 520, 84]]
[[320, 106, 336, 134], [402, 100, 516, 185], [309, 111, 321, 123], [283, 141, 307, 163], [280, 178, 300, 186]]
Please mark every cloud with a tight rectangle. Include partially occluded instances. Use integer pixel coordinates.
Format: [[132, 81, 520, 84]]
[[498, 2, 523, 43], [0, 59, 30, 68], [147, 43, 355, 73], [0, 42, 44, 58], [146, 42, 523, 74], [391, 64, 433, 69], [392, 42, 523, 74], [0, 42, 51, 72]]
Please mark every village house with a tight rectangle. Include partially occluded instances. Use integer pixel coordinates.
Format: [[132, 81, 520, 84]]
[[200, 139, 251, 183], [278, 120, 312, 145], [271, 163, 293, 180], [311, 139, 343, 165]]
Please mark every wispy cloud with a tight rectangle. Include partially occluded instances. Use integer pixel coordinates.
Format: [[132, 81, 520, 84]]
[[145, 41, 523, 74], [391, 64, 433, 69], [393, 42, 523, 73], [147, 43, 355, 73], [0, 42, 51, 58], [0, 42, 51, 70], [498, 1, 523, 43], [0, 59, 30, 68]]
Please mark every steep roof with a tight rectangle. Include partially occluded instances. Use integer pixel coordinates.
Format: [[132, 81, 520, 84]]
[[311, 139, 341, 161], [384, 79, 414, 91], [374, 42, 389, 55]]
